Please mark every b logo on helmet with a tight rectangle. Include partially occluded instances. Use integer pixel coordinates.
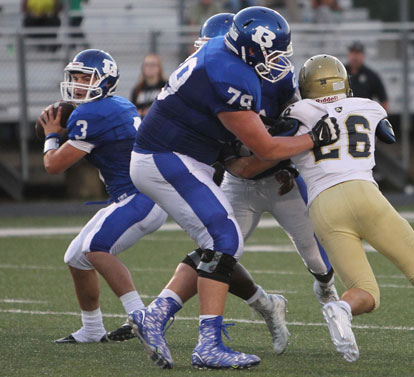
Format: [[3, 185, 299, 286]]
[[251, 26, 276, 48], [102, 59, 118, 77]]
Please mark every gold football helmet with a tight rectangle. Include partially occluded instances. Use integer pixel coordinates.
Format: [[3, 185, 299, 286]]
[[298, 54, 352, 103]]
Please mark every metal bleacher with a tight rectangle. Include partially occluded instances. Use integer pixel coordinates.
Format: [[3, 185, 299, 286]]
[[0, 0, 413, 199]]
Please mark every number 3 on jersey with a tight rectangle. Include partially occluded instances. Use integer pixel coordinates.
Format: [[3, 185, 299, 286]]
[[314, 115, 371, 162], [74, 120, 88, 140]]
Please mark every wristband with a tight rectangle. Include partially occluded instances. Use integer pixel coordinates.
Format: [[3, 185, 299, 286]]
[[43, 137, 60, 154], [45, 132, 61, 140]]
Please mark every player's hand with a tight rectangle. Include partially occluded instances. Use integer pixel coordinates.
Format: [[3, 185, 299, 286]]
[[275, 169, 295, 196], [308, 115, 339, 148], [39, 105, 65, 137], [261, 115, 299, 137]]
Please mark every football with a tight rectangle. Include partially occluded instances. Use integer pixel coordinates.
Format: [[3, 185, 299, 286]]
[[35, 101, 76, 140]]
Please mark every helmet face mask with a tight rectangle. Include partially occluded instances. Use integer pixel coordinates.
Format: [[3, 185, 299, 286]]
[[254, 43, 293, 82], [61, 49, 119, 104], [299, 54, 352, 103], [224, 6, 293, 83]]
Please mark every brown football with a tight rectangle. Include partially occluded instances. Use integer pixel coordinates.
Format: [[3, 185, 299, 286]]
[[35, 101, 76, 140]]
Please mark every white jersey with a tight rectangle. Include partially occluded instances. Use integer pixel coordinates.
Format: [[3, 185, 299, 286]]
[[283, 97, 387, 205]]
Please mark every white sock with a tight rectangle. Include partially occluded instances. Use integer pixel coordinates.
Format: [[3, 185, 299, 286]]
[[199, 314, 218, 323], [245, 285, 264, 305], [158, 288, 183, 306], [72, 308, 106, 342], [120, 291, 145, 314]]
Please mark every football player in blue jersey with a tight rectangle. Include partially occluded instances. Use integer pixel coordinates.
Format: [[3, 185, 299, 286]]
[[214, 13, 339, 304], [39, 49, 168, 343], [195, 11, 338, 305], [130, 11, 339, 358], [128, 6, 339, 370]]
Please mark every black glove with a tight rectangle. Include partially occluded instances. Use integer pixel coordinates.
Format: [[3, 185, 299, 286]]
[[218, 140, 252, 163], [308, 114, 340, 148], [260, 115, 299, 137]]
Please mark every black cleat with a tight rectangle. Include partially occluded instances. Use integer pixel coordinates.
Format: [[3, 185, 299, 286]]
[[107, 324, 135, 342], [55, 334, 108, 344]]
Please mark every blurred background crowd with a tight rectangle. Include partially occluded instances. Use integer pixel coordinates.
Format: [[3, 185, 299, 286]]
[[0, 0, 413, 202]]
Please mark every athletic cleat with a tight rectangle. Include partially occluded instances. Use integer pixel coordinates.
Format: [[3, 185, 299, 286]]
[[128, 297, 181, 369], [191, 316, 260, 369], [107, 323, 134, 342], [250, 293, 290, 354], [322, 301, 359, 362], [313, 280, 340, 305], [54, 334, 108, 344]]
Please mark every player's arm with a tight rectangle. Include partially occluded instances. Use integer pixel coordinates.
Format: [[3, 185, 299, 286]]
[[218, 110, 311, 161], [218, 110, 338, 161], [43, 142, 87, 174], [376, 118, 395, 144], [225, 155, 280, 179], [39, 105, 87, 174]]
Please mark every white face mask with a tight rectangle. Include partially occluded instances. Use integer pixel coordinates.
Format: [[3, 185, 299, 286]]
[[255, 42, 293, 83]]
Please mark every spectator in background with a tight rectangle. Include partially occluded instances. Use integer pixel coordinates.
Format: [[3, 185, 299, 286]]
[[22, 0, 62, 51], [345, 41, 389, 113], [130, 53, 167, 118]]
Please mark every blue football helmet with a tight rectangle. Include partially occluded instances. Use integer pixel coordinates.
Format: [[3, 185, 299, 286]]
[[194, 13, 234, 48], [60, 49, 120, 103], [224, 6, 293, 83]]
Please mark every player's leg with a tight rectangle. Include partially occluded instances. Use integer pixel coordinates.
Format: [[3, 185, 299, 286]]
[[57, 218, 109, 344], [87, 194, 168, 341], [130, 151, 260, 369], [309, 183, 384, 362], [349, 181, 414, 286], [53, 265, 108, 343], [270, 176, 339, 304], [221, 172, 289, 354], [60, 194, 167, 343], [86, 193, 167, 298]]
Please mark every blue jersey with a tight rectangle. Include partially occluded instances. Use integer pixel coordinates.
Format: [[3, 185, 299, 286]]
[[66, 95, 140, 202], [260, 63, 296, 118], [252, 62, 297, 180], [134, 36, 262, 165]]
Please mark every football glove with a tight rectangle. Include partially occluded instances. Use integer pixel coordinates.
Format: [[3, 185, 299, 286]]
[[218, 140, 252, 163], [260, 115, 300, 137], [308, 114, 340, 148]]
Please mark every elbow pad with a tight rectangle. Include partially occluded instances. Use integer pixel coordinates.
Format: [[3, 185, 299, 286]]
[[260, 115, 300, 137], [376, 118, 396, 144]]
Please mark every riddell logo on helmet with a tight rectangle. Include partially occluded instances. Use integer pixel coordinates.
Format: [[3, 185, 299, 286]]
[[316, 95, 340, 103]]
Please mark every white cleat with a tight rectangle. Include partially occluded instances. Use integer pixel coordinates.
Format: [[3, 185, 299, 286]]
[[251, 293, 290, 355], [313, 280, 340, 305], [322, 301, 359, 362]]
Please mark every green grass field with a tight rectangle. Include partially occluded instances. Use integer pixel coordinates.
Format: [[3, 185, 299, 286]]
[[0, 213, 413, 377]]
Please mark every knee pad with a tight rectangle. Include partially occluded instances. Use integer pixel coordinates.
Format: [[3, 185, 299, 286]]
[[197, 249, 236, 284], [181, 248, 203, 270]]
